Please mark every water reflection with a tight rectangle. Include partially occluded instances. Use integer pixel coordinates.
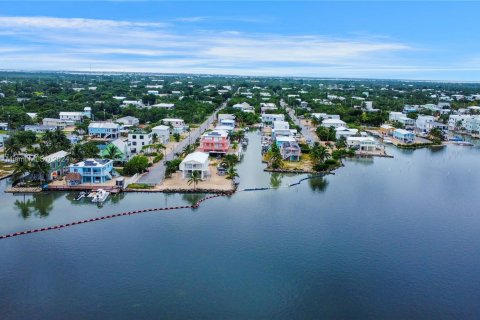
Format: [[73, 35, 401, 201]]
[[14, 192, 63, 219], [181, 193, 206, 206], [308, 176, 329, 193], [270, 173, 283, 189]]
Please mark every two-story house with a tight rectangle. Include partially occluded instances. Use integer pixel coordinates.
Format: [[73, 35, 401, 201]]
[[69, 159, 113, 184], [200, 130, 230, 154], [128, 130, 152, 154], [88, 122, 120, 140]]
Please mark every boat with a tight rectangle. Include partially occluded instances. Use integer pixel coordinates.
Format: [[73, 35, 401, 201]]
[[452, 141, 473, 146], [74, 191, 87, 201], [383, 138, 393, 144], [90, 189, 110, 203]]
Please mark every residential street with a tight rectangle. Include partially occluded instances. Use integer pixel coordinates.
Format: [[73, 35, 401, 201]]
[[281, 99, 318, 146], [138, 102, 226, 184]]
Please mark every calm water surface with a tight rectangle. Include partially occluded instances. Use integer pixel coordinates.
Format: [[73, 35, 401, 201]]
[[1, 132, 480, 319]]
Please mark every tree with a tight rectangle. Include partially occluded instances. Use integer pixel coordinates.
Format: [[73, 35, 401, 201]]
[[123, 155, 150, 175], [266, 143, 283, 169], [81, 141, 101, 158], [69, 144, 84, 162], [187, 170, 202, 190], [226, 166, 239, 180], [429, 127, 444, 143], [29, 158, 50, 182], [103, 144, 122, 161], [310, 142, 330, 167], [221, 154, 239, 168], [4, 137, 21, 159], [11, 157, 29, 184], [173, 132, 181, 142]]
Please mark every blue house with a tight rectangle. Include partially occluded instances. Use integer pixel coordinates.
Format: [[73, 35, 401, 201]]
[[393, 129, 416, 143], [69, 159, 113, 184]]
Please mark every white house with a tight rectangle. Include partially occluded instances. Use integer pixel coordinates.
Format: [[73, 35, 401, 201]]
[[161, 118, 185, 127], [116, 116, 140, 127], [321, 118, 346, 128], [59, 112, 83, 122], [448, 114, 471, 130], [261, 113, 285, 124], [128, 131, 153, 154], [346, 136, 378, 151], [148, 103, 175, 110], [42, 118, 74, 129], [151, 125, 170, 144], [272, 121, 292, 138], [218, 114, 236, 121], [232, 102, 255, 113], [312, 113, 340, 120], [389, 112, 415, 128], [415, 115, 436, 132], [260, 103, 277, 113], [179, 152, 210, 179], [335, 127, 359, 139]]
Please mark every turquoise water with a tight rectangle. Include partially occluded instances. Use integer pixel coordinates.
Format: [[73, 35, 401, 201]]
[[1, 133, 480, 319]]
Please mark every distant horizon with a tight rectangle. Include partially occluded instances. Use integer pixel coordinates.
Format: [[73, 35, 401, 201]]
[[2, 69, 480, 85]]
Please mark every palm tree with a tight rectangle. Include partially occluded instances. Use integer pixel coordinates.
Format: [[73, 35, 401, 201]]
[[266, 143, 283, 169], [221, 154, 238, 168], [4, 138, 21, 159], [29, 158, 50, 182], [69, 144, 84, 162], [187, 170, 202, 191], [103, 144, 122, 161], [226, 167, 239, 180], [11, 157, 29, 184], [310, 143, 330, 164]]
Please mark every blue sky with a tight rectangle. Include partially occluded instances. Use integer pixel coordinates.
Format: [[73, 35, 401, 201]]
[[0, 1, 479, 80]]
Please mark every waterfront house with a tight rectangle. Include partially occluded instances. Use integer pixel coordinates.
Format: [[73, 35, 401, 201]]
[[69, 159, 113, 184], [346, 137, 378, 151], [416, 115, 435, 133], [179, 152, 210, 179], [321, 119, 346, 129], [379, 124, 395, 136], [65, 172, 82, 186], [219, 119, 235, 130], [200, 130, 230, 154], [261, 114, 285, 124], [43, 150, 69, 181], [275, 136, 301, 161], [393, 129, 416, 143], [128, 130, 152, 154], [151, 125, 170, 144], [88, 122, 120, 140]]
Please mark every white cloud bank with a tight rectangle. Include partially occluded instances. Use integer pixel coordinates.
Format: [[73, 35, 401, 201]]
[[0, 15, 468, 79]]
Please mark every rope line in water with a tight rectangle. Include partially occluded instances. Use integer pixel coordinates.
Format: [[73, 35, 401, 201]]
[[0, 193, 228, 240], [1, 174, 324, 240]]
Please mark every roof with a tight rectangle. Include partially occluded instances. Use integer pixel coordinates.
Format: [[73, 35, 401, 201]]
[[151, 103, 175, 108], [162, 118, 184, 122], [70, 158, 112, 168], [203, 130, 228, 138], [65, 172, 81, 181], [347, 136, 375, 142], [182, 152, 209, 164], [152, 125, 170, 131], [276, 136, 296, 142], [394, 129, 414, 135], [60, 111, 83, 116], [43, 150, 69, 163], [322, 119, 345, 124], [88, 122, 119, 129]]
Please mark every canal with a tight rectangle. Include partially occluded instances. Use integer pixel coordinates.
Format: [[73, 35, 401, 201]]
[[1, 132, 480, 319]]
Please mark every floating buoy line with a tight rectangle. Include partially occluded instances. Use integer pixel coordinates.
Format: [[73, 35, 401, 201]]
[[0, 175, 327, 240]]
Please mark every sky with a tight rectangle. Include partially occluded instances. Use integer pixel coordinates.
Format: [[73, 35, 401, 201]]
[[0, 1, 479, 81]]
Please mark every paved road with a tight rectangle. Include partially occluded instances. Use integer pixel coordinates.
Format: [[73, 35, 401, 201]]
[[138, 102, 226, 184], [281, 99, 318, 146]]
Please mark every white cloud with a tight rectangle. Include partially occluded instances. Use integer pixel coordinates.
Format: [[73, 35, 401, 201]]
[[2, 15, 460, 79]]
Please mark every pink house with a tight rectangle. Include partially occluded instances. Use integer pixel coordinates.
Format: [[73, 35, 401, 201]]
[[200, 130, 230, 154]]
